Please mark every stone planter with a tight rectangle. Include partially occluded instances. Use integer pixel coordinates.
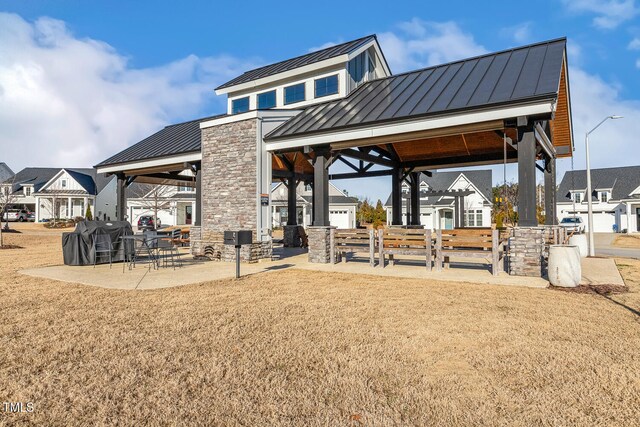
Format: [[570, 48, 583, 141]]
[[568, 234, 588, 258], [548, 245, 581, 287]]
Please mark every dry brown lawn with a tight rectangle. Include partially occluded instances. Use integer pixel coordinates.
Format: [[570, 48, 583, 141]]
[[613, 233, 640, 248], [1, 223, 639, 426]]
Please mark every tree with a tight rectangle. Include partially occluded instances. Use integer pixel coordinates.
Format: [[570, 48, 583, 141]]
[[129, 184, 173, 227], [85, 204, 93, 221], [0, 177, 17, 247], [357, 198, 373, 225], [40, 195, 62, 227], [372, 199, 387, 228]]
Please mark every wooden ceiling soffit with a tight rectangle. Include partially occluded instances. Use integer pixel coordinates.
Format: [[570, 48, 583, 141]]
[[329, 119, 505, 151], [550, 60, 573, 158]]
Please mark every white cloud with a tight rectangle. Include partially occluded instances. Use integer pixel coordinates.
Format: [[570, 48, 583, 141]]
[[0, 13, 255, 172], [499, 22, 534, 44], [377, 19, 487, 72], [629, 37, 640, 50], [636, 58, 640, 68], [561, 0, 639, 29]]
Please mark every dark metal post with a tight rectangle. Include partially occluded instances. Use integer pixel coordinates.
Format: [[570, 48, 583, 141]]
[[312, 147, 330, 227], [195, 165, 202, 226], [410, 172, 420, 225], [235, 246, 240, 278], [116, 173, 126, 221], [544, 156, 557, 225], [517, 129, 538, 227], [287, 176, 297, 226], [391, 168, 402, 225]]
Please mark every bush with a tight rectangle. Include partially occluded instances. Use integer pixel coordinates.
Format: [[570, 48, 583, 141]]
[[85, 205, 93, 221]]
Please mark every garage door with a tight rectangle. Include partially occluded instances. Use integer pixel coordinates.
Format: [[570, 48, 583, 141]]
[[591, 212, 616, 232], [329, 210, 350, 229]]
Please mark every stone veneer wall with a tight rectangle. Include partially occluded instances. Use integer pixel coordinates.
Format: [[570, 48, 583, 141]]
[[508, 226, 565, 277], [307, 226, 335, 263], [190, 117, 272, 263]]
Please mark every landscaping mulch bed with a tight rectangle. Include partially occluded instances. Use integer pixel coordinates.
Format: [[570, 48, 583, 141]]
[[551, 283, 629, 295], [0, 244, 23, 249]]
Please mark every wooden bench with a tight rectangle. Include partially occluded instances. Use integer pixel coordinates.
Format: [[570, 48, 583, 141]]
[[436, 228, 507, 276], [333, 229, 376, 266], [378, 228, 435, 271]]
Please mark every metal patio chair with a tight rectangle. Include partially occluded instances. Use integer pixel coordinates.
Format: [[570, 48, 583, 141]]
[[93, 233, 114, 269], [157, 228, 183, 269]]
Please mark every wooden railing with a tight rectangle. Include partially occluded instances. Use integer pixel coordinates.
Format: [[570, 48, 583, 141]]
[[333, 229, 376, 266], [379, 228, 435, 271], [437, 228, 508, 276]]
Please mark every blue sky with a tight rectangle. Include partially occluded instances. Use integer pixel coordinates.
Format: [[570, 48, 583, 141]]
[[1, 0, 639, 201]]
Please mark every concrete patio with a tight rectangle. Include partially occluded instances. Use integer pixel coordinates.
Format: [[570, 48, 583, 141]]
[[19, 247, 625, 291]]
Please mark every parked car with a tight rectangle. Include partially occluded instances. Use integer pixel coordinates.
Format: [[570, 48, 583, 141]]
[[27, 211, 35, 222], [2, 209, 29, 222], [559, 217, 585, 234], [137, 215, 159, 231]]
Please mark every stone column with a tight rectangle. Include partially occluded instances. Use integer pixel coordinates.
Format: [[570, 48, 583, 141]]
[[307, 226, 335, 263], [508, 226, 545, 277]]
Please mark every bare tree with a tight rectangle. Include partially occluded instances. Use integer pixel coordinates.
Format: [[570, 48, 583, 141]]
[[128, 184, 173, 228], [0, 177, 17, 247], [40, 195, 61, 227]]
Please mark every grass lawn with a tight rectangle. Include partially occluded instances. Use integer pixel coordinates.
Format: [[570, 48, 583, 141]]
[[1, 224, 639, 426], [613, 233, 640, 249]]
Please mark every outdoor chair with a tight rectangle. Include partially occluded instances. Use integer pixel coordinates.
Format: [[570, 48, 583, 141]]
[[157, 228, 183, 269], [93, 233, 114, 269]]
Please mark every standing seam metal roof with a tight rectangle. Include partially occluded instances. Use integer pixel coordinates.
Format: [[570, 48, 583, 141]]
[[215, 35, 377, 90], [95, 114, 226, 168], [265, 38, 567, 140]]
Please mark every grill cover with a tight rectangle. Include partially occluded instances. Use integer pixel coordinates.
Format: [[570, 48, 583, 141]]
[[62, 220, 133, 266]]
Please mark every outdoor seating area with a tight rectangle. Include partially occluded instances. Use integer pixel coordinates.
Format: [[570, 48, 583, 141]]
[[333, 227, 508, 276]]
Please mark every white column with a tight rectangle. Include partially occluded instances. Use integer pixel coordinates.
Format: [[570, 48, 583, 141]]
[[83, 197, 88, 217], [67, 197, 72, 218], [191, 201, 196, 225], [627, 202, 632, 234], [35, 197, 40, 222]]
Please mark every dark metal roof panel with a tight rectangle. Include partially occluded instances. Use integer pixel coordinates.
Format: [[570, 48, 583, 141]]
[[216, 35, 377, 90], [266, 38, 566, 141], [95, 114, 226, 168]]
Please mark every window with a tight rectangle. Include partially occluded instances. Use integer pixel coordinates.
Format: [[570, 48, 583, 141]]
[[314, 75, 339, 98], [284, 83, 305, 105], [231, 96, 249, 114], [257, 90, 276, 109], [61, 179, 67, 188], [177, 185, 194, 192], [464, 209, 483, 227], [600, 191, 609, 203], [24, 186, 31, 196], [573, 192, 582, 203], [348, 52, 366, 87]]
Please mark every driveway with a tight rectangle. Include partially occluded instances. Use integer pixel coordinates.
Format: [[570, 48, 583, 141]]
[[594, 233, 640, 259]]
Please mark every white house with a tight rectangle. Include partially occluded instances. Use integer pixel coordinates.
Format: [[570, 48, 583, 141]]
[[1, 167, 115, 221], [556, 165, 640, 233], [384, 170, 493, 230], [271, 181, 358, 229]]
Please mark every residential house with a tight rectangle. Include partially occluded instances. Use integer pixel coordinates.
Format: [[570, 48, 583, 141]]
[[556, 165, 640, 233], [0, 167, 115, 221], [384, 171, 493, 230], [271, 181, 358, 229], [126, 182, 197, 228]]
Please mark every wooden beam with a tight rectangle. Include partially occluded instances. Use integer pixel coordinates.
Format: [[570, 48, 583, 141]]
[[329, 169, 394, 180], [461, 134, 471, 156], [338, 148, 397, 168]]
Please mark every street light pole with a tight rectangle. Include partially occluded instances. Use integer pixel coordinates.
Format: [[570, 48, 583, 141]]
[[585, 115, 623, 257]]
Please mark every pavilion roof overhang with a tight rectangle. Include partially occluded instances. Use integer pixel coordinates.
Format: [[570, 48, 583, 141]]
[[267, 37, 573, 179]]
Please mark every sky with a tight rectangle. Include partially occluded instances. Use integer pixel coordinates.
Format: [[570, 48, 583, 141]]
[[0, 0, 639, 202]]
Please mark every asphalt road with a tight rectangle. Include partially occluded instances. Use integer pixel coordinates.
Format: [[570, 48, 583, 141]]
[[594, 233, 640, 259]]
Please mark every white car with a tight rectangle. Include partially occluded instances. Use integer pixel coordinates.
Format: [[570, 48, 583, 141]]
[[2, 209, 30, 222], [559, 217, 585, 234]]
